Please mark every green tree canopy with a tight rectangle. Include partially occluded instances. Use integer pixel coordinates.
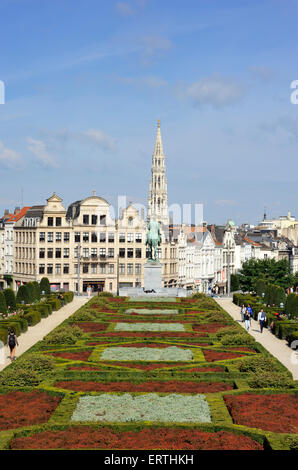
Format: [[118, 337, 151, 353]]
[[4, 288, 16, 310], [239, 258, 293, 293], [39, 277, 51, 296], [0, 291, 7, 315]]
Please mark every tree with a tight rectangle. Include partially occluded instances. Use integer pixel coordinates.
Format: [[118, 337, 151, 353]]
[[230, 274, 240, 292], [0, 291, 7, 315], [32, 281, 41, 301], [239, 258, 293, 293], [4, 288, 16, 310], [16, 285, 31, 304], [39, 277, 51, 296], [256, 279, 267, 297]]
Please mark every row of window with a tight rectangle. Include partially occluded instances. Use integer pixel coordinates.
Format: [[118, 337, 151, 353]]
[[38, 232, 143, 243], [37, 263, 142, 275]]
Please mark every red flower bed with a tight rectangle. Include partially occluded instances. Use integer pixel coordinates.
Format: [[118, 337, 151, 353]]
[[203, 350, 245, 362], [73, 322, 107, 332], [224, 393, 298, 433], [10, 426, 263, 450], [54, 380, 233, 393], [227, 347, 256, 353], [193, 324, 228, 333], [0, 391, 61, 431], [91, 331, 207, 338], [49, 351, 91, 361]]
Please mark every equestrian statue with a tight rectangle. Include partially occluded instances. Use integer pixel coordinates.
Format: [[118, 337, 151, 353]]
[[145, 218, 161, 262]]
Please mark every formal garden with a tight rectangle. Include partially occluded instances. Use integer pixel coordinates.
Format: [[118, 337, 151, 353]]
[[0, 292, 297, 450], [0, 278, 74, 345]]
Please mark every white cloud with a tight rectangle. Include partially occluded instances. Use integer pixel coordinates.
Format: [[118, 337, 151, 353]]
[[186, 75, 245, 108], [118, 75, 167, 88], [27, 137, 59, 168], [83, 129, 116, 151], [0, 141, 21, 167]]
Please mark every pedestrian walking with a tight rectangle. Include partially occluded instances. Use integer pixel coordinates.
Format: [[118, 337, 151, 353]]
[[244, 310, 251, 331], [246, 304, 253, 319], [7, 330, 18, 361], [258, 309, 267, 333], [240, 304, 246, 322]]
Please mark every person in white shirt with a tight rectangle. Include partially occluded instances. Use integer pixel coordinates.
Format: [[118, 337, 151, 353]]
[[258, 309, 267, 333]]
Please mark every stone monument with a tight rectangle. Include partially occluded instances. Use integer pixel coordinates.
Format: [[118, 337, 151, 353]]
[[144, 218, 162, 291]]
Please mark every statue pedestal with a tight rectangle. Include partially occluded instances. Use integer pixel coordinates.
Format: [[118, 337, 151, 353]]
[[144, 261, 162, 291]]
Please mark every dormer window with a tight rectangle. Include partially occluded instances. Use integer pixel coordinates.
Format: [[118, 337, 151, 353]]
[[48, 217, 53, 227], [128, 217, 133, 226]]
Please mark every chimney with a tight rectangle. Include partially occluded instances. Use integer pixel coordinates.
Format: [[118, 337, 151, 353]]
[[14, 207, 20, 215], [4, 209, 9, 216], [92, 190, 96, 196]]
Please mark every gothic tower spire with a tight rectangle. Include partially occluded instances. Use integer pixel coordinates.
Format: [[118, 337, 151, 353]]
[[148, 120, 169, 227]]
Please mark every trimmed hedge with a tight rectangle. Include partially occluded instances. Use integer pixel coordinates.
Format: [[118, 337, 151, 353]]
[[0, 292, 7, 315], [4, 289, 16, 311]]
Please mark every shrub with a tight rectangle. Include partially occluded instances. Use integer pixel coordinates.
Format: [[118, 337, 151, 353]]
[[39, 278, 51, 296], [71, 310, 95, 321], [32, 281, 41, 301], [285, 293, 298, 317], [43, 303, 53, 314], [44, 325, 83, 345], [221, 333, 255, 347], [287, 331, 298, 347], [23, 310, 41, 326], [16, 285, 31, 304], [285, 436, 298, 451], [49, 298, 62, 311], [0, 291, 7, 315], [26, 283, 36, 303], [1, 321, 22, 337], [4, 289, 16, 311], [16, 353, 54, 374], [34, 304, 49, 318], [216, 326, 240, 339], [238, 355, 282, 373], [0, 369, 41, 387], [0, 326, 8, 343], [247, 370, 294, 389]]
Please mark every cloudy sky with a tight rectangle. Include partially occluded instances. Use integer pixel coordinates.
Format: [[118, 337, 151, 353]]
[[0, 0, 297, 225]]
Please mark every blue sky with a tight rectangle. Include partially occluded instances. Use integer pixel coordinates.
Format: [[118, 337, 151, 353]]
[[0, 0, 297, 225]]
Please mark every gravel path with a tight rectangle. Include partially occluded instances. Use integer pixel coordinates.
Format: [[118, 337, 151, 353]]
[[0, 295, 89, 372], [215, 297, 298, 380]]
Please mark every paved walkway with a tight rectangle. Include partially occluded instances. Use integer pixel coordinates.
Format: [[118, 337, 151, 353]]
[[0, 295, 89, 372], [216, 298, 298, 380]]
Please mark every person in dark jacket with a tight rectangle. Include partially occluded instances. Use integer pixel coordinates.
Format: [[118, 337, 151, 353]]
[[7, 330, 18, 361]]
